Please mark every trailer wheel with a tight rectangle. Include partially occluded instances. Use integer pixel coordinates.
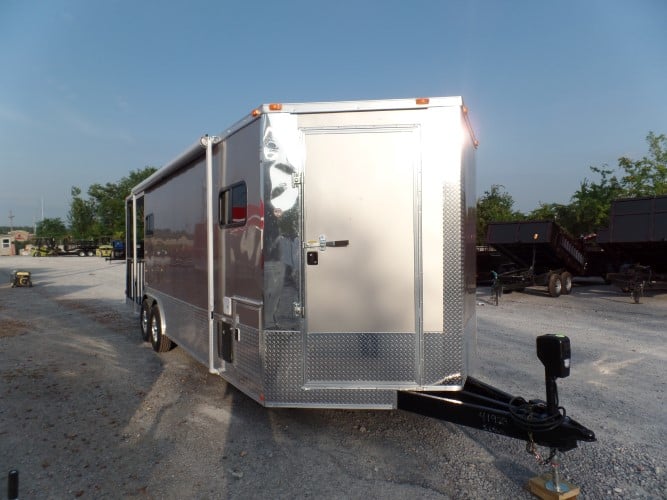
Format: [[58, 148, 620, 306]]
[[78, 250, 86, 257], [149, 303, 173, 353], [139, 299, 151, 342], [87, 250, 95, 257], [560, 272, 573, 295], [548, 273, 562, 297]]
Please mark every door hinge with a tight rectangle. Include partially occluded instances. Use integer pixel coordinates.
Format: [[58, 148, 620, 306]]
[[292, 173, 302, 187], [293, 302, 304, 318]]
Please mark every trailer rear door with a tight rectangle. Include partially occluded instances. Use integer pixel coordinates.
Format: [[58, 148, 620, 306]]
[[302, 125, 420, 386]]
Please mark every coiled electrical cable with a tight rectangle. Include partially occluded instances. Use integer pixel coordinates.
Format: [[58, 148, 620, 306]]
[[507, 396, 566, 432]]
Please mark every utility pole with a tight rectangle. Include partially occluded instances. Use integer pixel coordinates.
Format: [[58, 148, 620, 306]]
[[8, 210, 15, 232]]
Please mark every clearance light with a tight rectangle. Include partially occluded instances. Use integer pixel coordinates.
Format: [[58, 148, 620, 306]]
[[268, 103, 283, 111], [415, 98, 430, 105], [462, 105, 469, 115], [251, 108, 261, 117]]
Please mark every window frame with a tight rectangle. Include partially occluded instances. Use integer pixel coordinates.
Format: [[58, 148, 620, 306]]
[[219, 181, 248, 228], [145, 213, 154, 237]]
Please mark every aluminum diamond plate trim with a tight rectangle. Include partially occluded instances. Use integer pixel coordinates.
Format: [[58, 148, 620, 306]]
[[225, 325, 263, 397], [423, 332, 464, 387], [438, 179, 464, 384], [306, 332, 416, 383], [264, 330, 395, 407]]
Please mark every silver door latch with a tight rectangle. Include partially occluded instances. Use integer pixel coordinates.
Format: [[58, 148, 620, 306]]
[[304, 234, 350, 251]]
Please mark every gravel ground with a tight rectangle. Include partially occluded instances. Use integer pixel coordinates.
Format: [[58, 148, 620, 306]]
[[0, 256, 665, 499]]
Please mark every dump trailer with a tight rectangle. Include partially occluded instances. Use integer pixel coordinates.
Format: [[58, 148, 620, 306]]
[[597, 195, 667, 302], [486, 221, 587, 300], [125, 97, 594, 468], [59, 239, 98, 257]]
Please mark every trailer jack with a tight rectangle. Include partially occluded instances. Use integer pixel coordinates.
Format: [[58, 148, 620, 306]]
[[398, 335, 595, 494]]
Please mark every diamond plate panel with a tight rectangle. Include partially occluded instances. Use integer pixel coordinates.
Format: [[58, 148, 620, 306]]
[[306, 332, 416, 383], [264, 330, 395, 407], [223, 325, 263, 399], [431, 179, 465, 385], [149, 289, 209, 366], [423, 332, 464, 387]]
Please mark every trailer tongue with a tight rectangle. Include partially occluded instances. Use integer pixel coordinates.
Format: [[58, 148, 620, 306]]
[[399, 333, 595, 496], [399, 334, 595, 452]]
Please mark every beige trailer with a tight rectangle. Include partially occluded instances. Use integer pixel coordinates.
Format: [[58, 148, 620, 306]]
[[126, 97, 596, 475], [126, 97, 478, 407]]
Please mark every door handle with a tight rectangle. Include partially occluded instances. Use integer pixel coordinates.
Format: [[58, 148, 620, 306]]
[[305, 235, 350, 251], [325, 240, 349, 247]]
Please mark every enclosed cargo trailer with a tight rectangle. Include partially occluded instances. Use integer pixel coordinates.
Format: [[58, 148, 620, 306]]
[[127, 97, 478, 406], [125, 97, 593, 462]]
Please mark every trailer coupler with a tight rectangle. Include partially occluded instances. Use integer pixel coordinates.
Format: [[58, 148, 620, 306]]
[[397, 335, 595, 452]]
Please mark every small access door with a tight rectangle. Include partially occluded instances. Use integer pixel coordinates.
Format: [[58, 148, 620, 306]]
[[302, 125, 421, 387]]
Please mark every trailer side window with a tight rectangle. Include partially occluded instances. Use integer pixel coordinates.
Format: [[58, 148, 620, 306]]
[[145, 213, 154, 237], [219, 182, 247, 227]]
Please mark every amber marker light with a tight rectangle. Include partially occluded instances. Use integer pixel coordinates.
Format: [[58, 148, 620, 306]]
[[415, 98, 430, 105], [251, 108, 262, 117], [268, 103, 283, 111]]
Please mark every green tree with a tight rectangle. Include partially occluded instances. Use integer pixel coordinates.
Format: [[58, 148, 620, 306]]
[[67, 186, 96, 239], [565, 132, 665, 236], [36, 217, 67, 238], [617, 131, 667, 197], [476, 185, 524, 245], [69, 166, 157, 239], [527, 202, 578, 232], [567, 165, 624, 236]]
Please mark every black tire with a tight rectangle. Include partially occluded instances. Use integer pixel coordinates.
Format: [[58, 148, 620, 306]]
[[139, 299, 151, 342], [548, 273, 562, 297], [149, 303, 173, 352], [560, 272, 573, 295], [78, 250, 86, 257], [87, 250, 95, 257]]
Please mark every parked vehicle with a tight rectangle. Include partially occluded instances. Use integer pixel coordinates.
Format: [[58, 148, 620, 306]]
[[97, 240, 125, 260], [486, 221, 587, 300], [597, 194, 667, 302], [59, 238, 98, 257], [125, 97, 593, 460], [30, 238, 59, 257]]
